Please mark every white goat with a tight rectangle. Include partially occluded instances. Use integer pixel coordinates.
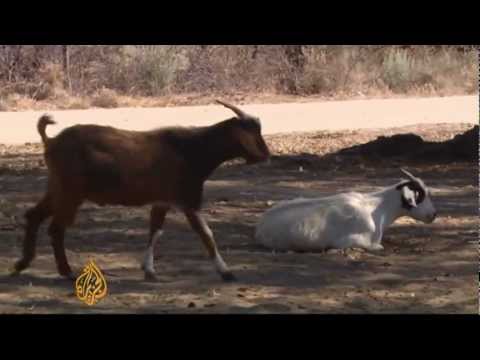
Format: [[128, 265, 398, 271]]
[[255, 169, 437, 252]]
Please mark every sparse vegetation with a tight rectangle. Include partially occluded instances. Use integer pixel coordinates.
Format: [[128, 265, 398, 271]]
[[0, 45, 477, 111], [91, 87, 119, 108]]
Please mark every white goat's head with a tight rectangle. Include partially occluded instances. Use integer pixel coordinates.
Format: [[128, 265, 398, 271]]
[[396, 168, 437, 223]]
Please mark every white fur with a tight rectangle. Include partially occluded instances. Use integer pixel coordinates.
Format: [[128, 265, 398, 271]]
[[255, 180, 436, 252], [214, 253, 229, 274], [142, 230, 163, 274], [195, 215, 231, 274]]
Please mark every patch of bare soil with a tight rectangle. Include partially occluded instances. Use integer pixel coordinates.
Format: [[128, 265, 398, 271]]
[[0, 124, 477, 313]]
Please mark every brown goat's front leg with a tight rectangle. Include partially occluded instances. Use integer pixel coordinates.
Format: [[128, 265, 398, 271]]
[[142, 205, 169, 281], [12, 195, 52, 275], [184, 210, 236, 282]]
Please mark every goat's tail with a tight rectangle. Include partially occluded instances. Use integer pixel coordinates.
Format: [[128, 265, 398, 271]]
[[37, 114, 56, 145]]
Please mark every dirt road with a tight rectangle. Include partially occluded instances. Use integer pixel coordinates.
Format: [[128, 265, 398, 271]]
[[0, 95, 477, 144]]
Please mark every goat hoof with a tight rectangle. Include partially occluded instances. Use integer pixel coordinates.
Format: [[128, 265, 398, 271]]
[[368, 244, 384, 252], [66, 274, 77, 282], [221, 272, 237, 282], [59, 271, 77, 281], [9, 269, 21, 277], [13, 259, 30, 273], [144, 272, 159, 282]]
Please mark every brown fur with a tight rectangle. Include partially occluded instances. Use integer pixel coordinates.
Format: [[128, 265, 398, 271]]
[[14, 103, 270, 281]]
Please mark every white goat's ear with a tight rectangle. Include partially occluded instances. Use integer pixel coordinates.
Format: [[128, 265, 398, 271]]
[[401, 186, 417, 208]]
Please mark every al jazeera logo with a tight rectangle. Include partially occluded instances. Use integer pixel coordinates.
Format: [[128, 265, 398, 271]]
[[75, 260, 108, 306]]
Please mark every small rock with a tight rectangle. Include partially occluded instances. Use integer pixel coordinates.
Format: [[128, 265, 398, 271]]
[[204, 303, 216, 308], [326, 249, 342, 254], [208, 289, 219, 297], [187, 302, 196, 308]]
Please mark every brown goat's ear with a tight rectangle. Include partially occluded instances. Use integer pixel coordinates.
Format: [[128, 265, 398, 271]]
[[234, 128, 268, 161]]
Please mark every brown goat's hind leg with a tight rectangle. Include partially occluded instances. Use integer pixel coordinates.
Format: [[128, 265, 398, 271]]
[[13, 194, 53, 275], [48, 220, 75, 280], [48, 200, 82, 280], [142, 205, 169, 282], [184, 210, 236, 282]]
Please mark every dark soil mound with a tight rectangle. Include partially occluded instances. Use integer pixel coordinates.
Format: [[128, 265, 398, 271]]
[[338, 126, 478, 163]]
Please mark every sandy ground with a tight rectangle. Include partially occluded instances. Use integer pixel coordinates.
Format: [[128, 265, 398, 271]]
[[0, 119, 477, 313], [0, 95, 477, 144]]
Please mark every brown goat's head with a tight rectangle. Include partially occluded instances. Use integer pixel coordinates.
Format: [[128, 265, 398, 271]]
[[216, 100, 270, 164]]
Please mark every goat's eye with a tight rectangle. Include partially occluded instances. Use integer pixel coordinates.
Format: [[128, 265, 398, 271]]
[[415, 190, 426, 203]]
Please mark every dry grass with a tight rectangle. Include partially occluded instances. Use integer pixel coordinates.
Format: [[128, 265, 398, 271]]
[[0, 99, 7, 112], [0, 46, 477, 112], [90, 88, 119, 108]]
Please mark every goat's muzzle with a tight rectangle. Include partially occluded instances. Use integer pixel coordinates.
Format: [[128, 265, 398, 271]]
[[247, 148, 271, 164]]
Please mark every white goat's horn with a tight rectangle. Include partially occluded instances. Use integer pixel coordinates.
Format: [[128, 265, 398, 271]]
[[400, 168, 417, 181]]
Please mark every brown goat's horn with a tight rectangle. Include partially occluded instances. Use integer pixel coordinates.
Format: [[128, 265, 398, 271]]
[[400, 168, 417, 181], [216, 100, 248, 119]]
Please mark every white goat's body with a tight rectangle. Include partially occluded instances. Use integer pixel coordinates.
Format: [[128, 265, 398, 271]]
[[255, 177, 436, 252], [256, 192, 386, 251]]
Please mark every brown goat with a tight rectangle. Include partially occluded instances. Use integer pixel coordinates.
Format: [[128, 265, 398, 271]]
[[13, 101, 270, 282]]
